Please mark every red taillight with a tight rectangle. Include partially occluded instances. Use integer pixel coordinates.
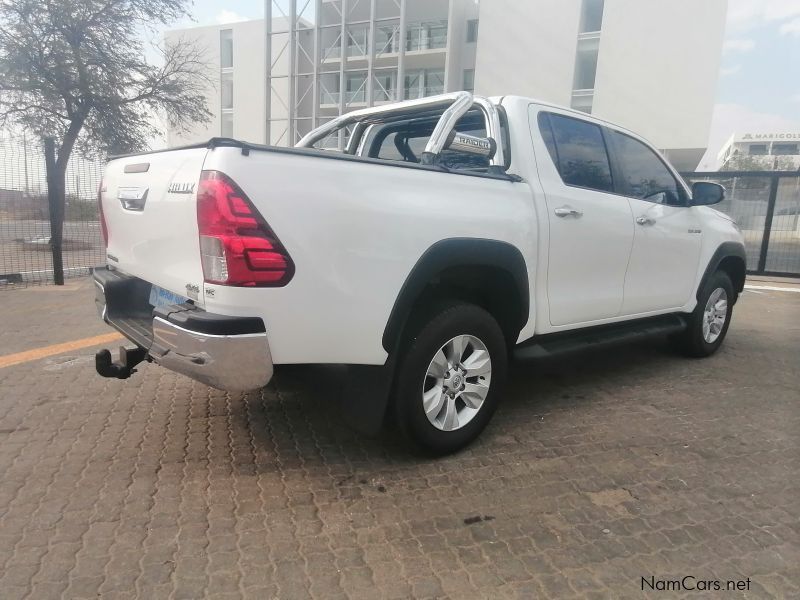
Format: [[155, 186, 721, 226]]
[[196, 170, 294, 287], [98, 179, 108, 248]]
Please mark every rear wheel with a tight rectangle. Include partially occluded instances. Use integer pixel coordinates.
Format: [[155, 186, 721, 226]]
[[674, 271, 734, 357], [394, 303, 507, 455]]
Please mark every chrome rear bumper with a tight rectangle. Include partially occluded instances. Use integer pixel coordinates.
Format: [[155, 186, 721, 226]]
[[150, 316, 273, 391], [93, 267, 272, 391]]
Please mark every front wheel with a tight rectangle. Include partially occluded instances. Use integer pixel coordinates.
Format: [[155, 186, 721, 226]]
[[393, 303, 507, 455], [674, 271, 734, 357]]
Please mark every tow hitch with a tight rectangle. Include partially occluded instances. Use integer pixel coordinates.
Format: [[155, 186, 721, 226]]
[[95, 346, 149, 379]]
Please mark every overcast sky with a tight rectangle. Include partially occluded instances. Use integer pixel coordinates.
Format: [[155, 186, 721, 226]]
[[162, 0, 800, 168]]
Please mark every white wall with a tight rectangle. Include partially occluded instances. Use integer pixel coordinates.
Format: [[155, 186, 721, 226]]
[[165, 26, 220, 146], [166, 19, 288, 147], [445, 0, 479, 91], [592, 0, 727, 157], [473, 0, 727, 170], [231, 20, 267, 144], [473, 0, 582, 106]]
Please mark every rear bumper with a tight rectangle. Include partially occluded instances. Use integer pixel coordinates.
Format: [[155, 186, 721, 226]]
[[94, 267, 272, 391]]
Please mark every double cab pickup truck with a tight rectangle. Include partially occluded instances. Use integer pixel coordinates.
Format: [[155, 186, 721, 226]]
[[94, 92, 746, 454]]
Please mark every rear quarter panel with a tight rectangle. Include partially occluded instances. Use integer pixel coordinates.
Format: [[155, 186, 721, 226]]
[[200, 148, 536, 364]]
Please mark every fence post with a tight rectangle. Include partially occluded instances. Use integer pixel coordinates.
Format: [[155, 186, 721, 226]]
[[756, 175, 780, 274], [44, 137, 65, 285]]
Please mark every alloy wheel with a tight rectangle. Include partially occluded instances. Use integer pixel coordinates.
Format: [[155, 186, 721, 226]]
[[702, 287, 728, 344], [422, 334, 492, 431]]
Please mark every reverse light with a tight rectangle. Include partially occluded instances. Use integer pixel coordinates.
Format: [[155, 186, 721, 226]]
[[196, 170, 294, 287]]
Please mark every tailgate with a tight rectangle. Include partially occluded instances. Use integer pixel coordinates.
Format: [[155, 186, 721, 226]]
[[101, 148, 208, 306]]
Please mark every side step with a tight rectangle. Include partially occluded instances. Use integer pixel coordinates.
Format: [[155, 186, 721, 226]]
[[513, 314, 687, 361]]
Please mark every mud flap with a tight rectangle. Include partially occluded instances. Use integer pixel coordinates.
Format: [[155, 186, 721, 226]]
[[340, 356, 397, 436]]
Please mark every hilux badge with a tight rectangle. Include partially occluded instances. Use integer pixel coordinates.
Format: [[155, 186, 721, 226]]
[[168, 182, 195, 194]]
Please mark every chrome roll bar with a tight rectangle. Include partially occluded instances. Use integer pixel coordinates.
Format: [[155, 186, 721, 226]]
[[295, 92, 506, 169], [471, 96, 506, 168]]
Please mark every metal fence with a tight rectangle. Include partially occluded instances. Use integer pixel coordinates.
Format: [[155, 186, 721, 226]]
[[1, 142, 798, 286], [683, 172, 800, 277], [0, 136, 104, 286]]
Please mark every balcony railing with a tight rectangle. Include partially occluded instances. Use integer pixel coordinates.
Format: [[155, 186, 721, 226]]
[[373, 88, 396, 102], [404, 85, 445, 100], [346, 89, 367, 103], [347, 28, 369, 58], [406, 21, 448, 51], [319, 90, 369, 105], [320, 20, 448, 60], [320, 90, 339, 105]]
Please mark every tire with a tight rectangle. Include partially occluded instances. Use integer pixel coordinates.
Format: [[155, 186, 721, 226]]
[[393, 302, 507, 455], [674, 270, 734, 358]]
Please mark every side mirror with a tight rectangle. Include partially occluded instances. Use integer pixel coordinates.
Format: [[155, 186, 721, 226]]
[[691, 182, 725, 206]]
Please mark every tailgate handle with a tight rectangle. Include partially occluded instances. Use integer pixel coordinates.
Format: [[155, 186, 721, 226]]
[[117, 187, 149, 211]]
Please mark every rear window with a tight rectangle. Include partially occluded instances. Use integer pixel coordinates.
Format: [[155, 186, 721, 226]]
[[366, 110, 503, 172], [538, 112, 614, 193]]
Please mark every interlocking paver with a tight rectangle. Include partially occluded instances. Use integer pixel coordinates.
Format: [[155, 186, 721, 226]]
[[0, 279, 798, 598]]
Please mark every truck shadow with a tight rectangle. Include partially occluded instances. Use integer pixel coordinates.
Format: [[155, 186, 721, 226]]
[[232, 338, 683, 474]]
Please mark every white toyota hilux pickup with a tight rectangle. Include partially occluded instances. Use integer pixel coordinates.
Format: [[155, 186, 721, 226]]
[[94, 92, 746, 454]]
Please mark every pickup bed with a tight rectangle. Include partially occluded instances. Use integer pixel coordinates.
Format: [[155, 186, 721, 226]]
[[93, 92, 746, 453]]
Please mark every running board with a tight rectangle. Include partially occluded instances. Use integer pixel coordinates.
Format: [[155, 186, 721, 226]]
[[513, 314, 687, 361]]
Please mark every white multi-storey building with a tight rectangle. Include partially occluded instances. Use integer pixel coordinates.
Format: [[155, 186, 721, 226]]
[[266, 0, 479, 147], [716, 132, 800, 171], [166, 0, 727, 170], [474, 0, 727, 171], [165, 18, 272, 147]]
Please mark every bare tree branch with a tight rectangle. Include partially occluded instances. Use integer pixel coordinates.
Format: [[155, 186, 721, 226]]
[[0, 0, 211, 159]]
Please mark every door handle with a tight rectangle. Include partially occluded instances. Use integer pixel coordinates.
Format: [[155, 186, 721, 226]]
[[554, 206, 583, 218], [636, 216, 656, 226]]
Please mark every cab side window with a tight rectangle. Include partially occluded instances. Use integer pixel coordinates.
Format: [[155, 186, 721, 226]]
[[605, 130, 683, 205], [538, 112, 614, 193]]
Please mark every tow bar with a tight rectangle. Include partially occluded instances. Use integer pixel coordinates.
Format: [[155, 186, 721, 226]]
[[95, 346, 148, 379]]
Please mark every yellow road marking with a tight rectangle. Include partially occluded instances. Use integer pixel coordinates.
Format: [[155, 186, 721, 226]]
[[0, 332, 124, 369]]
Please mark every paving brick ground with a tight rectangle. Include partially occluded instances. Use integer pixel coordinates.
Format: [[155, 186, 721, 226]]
[[0, 278, 798, 599]]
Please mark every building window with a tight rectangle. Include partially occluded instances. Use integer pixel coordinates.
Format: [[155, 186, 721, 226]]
[[773, 143, 799, 156], [376, 25, 399, 54], [347, 27, 368, 58], [404, 69, 444, 99], [346, 73, 367, 104], [463, 69, 475, 93], [426, 69, 445, 95], [570, 92, 594, 113], [407, 20, 448, 51], [373, 71, 397, 102], [221, 112, 233, 137], [220, 29, 233, 69], [319, 73, 340, 105], [221, 72, 233, 110], [749, 144, 768, 156], [466, 19, 479, 43], [404, 71, 422, 99], [573, 46, 600, 90], [579, 0, 605, 33]]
